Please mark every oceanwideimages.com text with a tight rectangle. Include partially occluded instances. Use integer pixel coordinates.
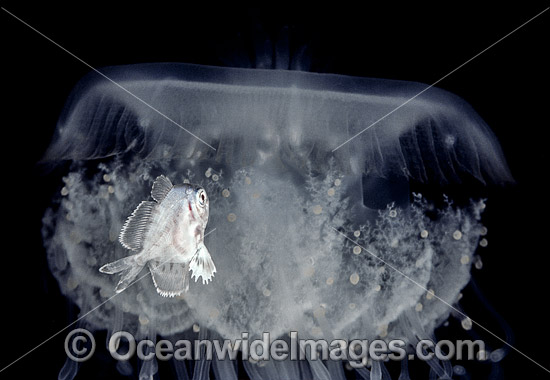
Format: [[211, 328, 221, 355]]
[[65, 329, 485, 367]]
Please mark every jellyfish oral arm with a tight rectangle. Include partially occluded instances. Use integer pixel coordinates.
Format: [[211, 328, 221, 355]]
[[331, 226, 550, 375]]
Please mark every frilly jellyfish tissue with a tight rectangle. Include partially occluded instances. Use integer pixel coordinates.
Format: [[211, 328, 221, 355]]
[[42, 63, 513, 380]]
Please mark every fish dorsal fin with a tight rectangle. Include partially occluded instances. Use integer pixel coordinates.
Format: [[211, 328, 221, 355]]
[[151, 175, 173, 203], [119, 201, 156, 251]]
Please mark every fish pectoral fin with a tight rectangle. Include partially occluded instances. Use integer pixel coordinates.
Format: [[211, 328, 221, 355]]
[[189, 244, 217, 285], [148, 260, 189, 297]]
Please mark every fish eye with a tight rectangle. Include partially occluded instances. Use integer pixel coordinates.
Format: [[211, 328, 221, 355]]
[[197, 189, 207, 207]]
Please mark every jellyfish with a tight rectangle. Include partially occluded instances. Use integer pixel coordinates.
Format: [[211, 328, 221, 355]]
[[41, 62, 513, 380]]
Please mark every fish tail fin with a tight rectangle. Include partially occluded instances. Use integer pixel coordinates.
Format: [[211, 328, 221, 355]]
[[99, 256, 145, 293], [189, 243, 217, 285], [99, 256, 136, 274]]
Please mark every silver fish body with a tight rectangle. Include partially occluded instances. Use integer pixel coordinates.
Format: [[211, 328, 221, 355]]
[[99, 175, 216, 297]]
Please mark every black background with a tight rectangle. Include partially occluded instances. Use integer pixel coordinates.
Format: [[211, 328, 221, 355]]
[[1, 3, 549, 379]]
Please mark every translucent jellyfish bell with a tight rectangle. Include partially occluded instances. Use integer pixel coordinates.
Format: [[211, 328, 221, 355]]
[[42, 63, 512, 379], [44, 63, 511, 182]]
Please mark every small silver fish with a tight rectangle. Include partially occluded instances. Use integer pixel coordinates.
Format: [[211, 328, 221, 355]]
[[99, 175, 216, 297]]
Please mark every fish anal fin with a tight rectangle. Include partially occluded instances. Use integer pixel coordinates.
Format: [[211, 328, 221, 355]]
[[148, 260, 190, 297], [151, 175, 173, 203], [119, 201, 156, 251]]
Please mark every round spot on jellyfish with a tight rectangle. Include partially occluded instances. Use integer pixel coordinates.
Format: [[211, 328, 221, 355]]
[[312, 205, 322, 215], [426, 289, 435, 300], [474, 255, 484, 270], [477, 350, 490, 361], [39, 62, 516, 380], [461, 317, 473, 330], [209, 308, 220, 319], [313, 306, 326, 319], [453, 365, 466, 376], [139, 314, 150, 326]]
